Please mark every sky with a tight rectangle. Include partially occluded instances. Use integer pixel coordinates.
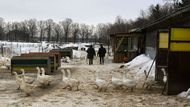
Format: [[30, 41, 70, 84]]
[[0, 0, 165, 25]]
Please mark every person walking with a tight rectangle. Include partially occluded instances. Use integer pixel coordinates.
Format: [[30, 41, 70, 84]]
[[86, 45, 96, 65], [97, 44, 106, 65]]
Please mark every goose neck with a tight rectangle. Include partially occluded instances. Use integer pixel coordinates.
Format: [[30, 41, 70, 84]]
[[62, 70, 67, 79], [42, 69, 45, 76], [21, 69, 25, 75], [37, 69, 41, 77], [67, 69, 71, 79], [96, 71, 100, 80]]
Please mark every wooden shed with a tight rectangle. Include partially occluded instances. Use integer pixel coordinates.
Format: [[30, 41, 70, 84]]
[[131, 5, 190, 95], [110, 33, 129, 63], [110, 32, 144, 63]]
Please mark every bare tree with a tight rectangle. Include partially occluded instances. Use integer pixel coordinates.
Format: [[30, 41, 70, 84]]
[[45, 19, 54, 42], [0, 18, 5, 40], [181, 0, 190, 6], [37, 21, 46, 42], [79, 24, 91, 43], [70, 23, 79, 43], [148, 4, 161, 22], [96, 24, 110, 44], [60, 18, 72, 43], [4, 22, 12, 40], [11, 22, 21, 41], [162, 0, 190, 8], [53, 23, 62, 43], [20, 22, 29, 41], [108, 16, 129, 34], [25, 19, 37, 42]]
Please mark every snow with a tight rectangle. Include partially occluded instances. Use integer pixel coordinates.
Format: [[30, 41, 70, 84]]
[[0, 41, 189, 106], [123, 54, 155, 80], [177, 88, 190, 99], [72, 49, 87, 59], [125, 54, 151, 69]]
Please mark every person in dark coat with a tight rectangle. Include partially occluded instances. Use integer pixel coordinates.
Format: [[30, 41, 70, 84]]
[[86, 45, 96, 65], [97, 44, 106, 64]]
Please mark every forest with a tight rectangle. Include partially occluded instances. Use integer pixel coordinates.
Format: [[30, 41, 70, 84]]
[[0, 0, 189, 45]]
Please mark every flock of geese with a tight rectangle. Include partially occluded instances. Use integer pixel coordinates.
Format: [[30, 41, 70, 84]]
[[13, 67, 53, 96], [93, 69, 137, 92], [93, 68, 163, 92], [13, 66, 161, 96], [13, 67, 81, 96]]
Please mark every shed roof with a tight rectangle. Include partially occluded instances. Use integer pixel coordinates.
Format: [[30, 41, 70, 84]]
[[110, 31, 142, 38]]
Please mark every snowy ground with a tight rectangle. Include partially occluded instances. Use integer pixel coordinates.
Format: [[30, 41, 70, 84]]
[[0, 41, 189, 107], [0, 55, 190, 107]]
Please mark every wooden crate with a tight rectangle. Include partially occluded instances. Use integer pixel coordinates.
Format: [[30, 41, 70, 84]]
[[114, 52, 125, 63], [50, 49, 73, 59], [11, 56, 51, 74], [21, 52, 59, 72]]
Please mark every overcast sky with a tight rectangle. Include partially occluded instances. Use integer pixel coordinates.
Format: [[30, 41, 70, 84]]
[[0, 0, 165, 25]]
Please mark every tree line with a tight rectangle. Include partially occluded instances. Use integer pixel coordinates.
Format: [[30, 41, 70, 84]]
[[0, 0, 189, 45]]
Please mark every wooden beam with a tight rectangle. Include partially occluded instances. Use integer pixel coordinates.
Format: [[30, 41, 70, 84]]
[[115, 36, 125, 53]]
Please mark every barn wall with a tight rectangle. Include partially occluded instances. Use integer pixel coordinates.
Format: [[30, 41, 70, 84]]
[[145, 30, 157, 59]]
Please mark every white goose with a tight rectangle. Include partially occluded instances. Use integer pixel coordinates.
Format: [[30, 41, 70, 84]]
[[121, 71, 137, 92], [20, 69, 35, 84], [161, 68, 167, 83], [61, 69, 71, 90], [66, 69, 80, 91], [13, 72, 22, 90], [41, 68, 53, 85], [94, 70, 110, 92], [20, 75, 36, 96], [111, 70, 123, 89], [36, 67, 52, 87]]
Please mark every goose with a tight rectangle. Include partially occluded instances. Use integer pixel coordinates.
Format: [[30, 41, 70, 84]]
[[20, 75, 36, 96], [161, 68, 167, 83], [36, 67, 44, 86], [66, 69, 80, 91], [20, 69, 35, 84], [161, 68, 168, 94], [61, 69, 72, 90], [41, 68, 53, 85], [36, 67, 52, 87], [121, 71, 137, 92], [93, 70, 110, 92], [13, 72, 22, 90], [111, 70, 123, 89]]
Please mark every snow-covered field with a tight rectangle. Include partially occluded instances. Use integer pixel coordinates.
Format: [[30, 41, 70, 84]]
[[0, 41, 189, 107]]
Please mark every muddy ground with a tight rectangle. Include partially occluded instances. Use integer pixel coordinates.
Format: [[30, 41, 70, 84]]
[[0, 58, 189, 107]]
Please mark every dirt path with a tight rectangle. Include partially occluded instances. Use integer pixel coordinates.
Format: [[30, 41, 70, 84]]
[[0, 58, 190, 107]]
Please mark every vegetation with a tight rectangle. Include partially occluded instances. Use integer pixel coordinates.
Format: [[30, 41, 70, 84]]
[[0, 0, 189, 45]]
